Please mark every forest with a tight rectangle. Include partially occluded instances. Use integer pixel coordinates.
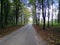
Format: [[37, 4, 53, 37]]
[[0, 0, 60, 28], [0, 0, 60, 45]]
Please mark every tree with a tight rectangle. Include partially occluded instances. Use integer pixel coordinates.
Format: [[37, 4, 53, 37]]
[[4, 0, 10, 26], [51, 0, 54, 26], [47, 0, 50, 27], [36, 0, 42, 25], [20, 3, 23, 25], [42, 0, 46, 29], [58, 0, 60, 23], [13, 0, 20, 24], [38, 0, 46, 29], [0, 0, 4, 28]]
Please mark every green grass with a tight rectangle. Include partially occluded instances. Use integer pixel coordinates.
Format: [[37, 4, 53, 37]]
[[39, 21, 60, 27]]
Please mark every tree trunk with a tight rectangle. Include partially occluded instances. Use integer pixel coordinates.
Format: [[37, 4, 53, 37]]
[[1, 0, 4, 28], [13, 0, 20, 25], [16, 5, 19, 24], [47, 0, 50, 27], [42, 0, 46, 30], [51, 0, 53, 26], [32, 0, 37, 25], [32, 6, 36, 24], [4, 0, 10, 26], [58, 0, 60, 23]]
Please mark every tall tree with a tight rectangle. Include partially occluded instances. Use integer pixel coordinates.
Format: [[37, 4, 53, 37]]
[[4, 0, 10, 26], [20, 3, 23, 25], [38, 0, 46, 29], [0, 0, 4, 28], [47, 0, 50, 27], [51, 0, 53, 26], [42, 0, 46, 29], [38, 0, 42, 25], [36, 0, 42, 25], [58, 0, 60, 23], [13, 0, 20, 24]]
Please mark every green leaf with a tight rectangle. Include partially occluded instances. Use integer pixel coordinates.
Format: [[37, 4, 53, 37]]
[[29, 0, 35, 5]]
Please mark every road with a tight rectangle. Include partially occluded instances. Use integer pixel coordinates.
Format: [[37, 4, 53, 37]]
[[0, 24, 48, 45]]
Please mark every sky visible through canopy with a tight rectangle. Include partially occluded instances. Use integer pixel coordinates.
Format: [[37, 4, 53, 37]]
[[10, 0, 59, 23], [26, 0, 59, 22]]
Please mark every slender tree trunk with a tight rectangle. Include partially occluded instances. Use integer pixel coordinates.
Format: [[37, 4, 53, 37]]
[[20, 2, 22, 25], [34, 5, 37, 25], [21, 14, 22, 25], [4, 0, 7, 25], [3, 0, 8, 28], [51, 0, 53, 26], [1, 0, 3, 28], [32, 0, 37, 25], [54, 8, 56, 24], [42, 0, 46, 29], [58, 0, 60, 23], [21, 5, 22, 25], [13, 0, 20, 25], [47, 0, 50, 27], [37, 13, 40, 25], [4, 0, 10, 26], [16, 4, 19, 24], [32, 6, 36, 24]]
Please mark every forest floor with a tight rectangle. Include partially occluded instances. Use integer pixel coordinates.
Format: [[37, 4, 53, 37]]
[[0, 25, 24, 38], [33, 24, 60, 45]]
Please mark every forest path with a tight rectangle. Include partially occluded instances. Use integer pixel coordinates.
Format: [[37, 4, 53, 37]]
[[0, 24, 48, 45]]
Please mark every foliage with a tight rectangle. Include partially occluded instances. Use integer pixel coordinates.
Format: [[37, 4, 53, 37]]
[[22, 7, 30, 16], [29, 0, 35, 5]]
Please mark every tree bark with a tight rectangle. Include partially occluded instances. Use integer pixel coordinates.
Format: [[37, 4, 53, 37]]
[[42, 0, 46, 30], [4, 0, 10, 26], [47, 0, 50, 27], [58, 0, 60, 23], [1, 0, 4, 28], [51, 0, 53, 26]]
